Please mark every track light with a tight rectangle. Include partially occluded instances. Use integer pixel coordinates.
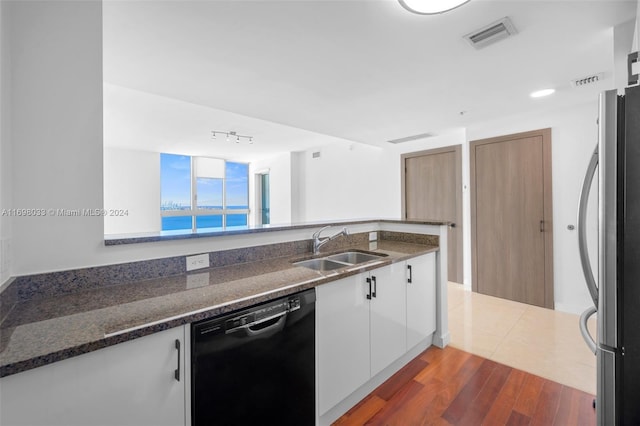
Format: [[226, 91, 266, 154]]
[[212, 130, 254, 144]]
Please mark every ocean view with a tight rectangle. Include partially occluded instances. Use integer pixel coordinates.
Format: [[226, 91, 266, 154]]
[[161, 209, 248, 231]]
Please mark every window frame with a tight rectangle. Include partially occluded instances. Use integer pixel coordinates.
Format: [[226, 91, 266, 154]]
[[160, 155, 249, 232]]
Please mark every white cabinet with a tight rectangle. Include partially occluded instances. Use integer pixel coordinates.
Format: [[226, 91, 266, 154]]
[[369, 261, 407, 377], [0, 326, 187, 426], [406, 252, 437, 350], [316, 274, 371, 415], [317, 253, 437, 416]]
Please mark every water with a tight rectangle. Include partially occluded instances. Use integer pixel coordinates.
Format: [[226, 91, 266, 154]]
[[162, 209, 248, 231]]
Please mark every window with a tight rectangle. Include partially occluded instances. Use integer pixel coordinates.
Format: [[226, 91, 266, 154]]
[[160, 153, 249, 232]]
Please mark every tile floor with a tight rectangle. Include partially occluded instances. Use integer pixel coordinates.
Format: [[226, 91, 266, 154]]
[[447, 282, 597, 395]]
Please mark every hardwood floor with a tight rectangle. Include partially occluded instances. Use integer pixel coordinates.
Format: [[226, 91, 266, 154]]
[[333, 346, 596, 426]]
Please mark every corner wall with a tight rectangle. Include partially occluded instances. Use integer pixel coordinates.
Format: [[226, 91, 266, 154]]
[[0, 0, 12, 286], [103, 148, 160, 235], [249, 152, 293, 226]]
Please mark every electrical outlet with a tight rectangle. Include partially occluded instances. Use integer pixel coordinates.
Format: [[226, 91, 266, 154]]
[[187, 272, 210, 289], [186, 253, 209, 271], [369, 232, 377, 241]]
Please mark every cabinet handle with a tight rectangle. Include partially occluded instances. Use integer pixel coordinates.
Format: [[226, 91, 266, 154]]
[[366, 277, 372, 300], [371, 276, 377, 298], [407, 264, 413, 284], [174, 339, 181, 382]]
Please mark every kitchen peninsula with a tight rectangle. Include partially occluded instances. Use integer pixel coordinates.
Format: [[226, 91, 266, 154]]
[[0, 219, 450, 425]]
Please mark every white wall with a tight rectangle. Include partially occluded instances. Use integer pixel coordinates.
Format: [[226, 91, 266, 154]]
[[635, 1, 640, 53], [9, 0, 104, 275], [0, 0, 12, 286], [292, 141, 397, 222], [249, 152, 292, 226], [466, 100, 599, 315], [103, 148, 160, 235]]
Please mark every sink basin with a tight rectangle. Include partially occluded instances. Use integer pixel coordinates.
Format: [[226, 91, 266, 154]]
[[293, 251, 386, 271], [326, 251, 384, 265], [293, 258, 348, 271]]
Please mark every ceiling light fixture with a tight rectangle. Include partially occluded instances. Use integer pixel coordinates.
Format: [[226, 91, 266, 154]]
[[211, 130, 254, 144], [398, 0, 470, 15], [530, 89, 556, 98]]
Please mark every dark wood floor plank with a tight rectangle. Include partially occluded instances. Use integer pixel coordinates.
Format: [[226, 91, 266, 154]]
[[415, 353, 487, 424], [374, 357, 428, 401], [530, 379, 563, 426], [513, 373, 546, 417], [506, 410, 531, 426], [365, 379, 424, 425], [553, 385, 580, 425], [381, 377, 445, 426], [481, 369, 528, 425], [577, 388, 597, 425], [415, 346, 472, 385], [334, 395, 386, 426], [441, 359, 499, 424], [457, 362, 513, 426], [331, 346, 595, 426]]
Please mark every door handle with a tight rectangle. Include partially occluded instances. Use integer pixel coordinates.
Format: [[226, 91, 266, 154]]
[[366, 277, 372, 300], [371, 276, 377, 298], [577, 146, 599, 307], [580, 306, 597, 355], [407, 264, 413, 284], [174, 339, 181, 382]]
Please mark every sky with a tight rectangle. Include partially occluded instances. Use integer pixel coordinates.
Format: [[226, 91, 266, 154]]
[[160, 153, 248, 209]]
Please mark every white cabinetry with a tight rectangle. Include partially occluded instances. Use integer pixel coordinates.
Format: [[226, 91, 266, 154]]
[[316, 274, 371, 415], [369, 261, 407, 376], [406, 252, 437, 350], [317, 254, 435, 416], [0, 326, 187, 426]]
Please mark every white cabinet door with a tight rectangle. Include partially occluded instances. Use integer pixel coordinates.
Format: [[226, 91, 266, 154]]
[[369, 262, 407, 377], [406, 252, 437, 350], [0, 326, 186, 426], [316, 274, 370, 415]]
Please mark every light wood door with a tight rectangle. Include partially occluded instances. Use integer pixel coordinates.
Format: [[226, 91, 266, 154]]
[[471, 129, 553, 308], [402, 146, 463, 283]]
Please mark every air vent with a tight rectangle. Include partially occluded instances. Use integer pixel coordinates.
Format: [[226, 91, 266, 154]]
[[387, 133, 436, 144], [571, 73, 604, 88], [464, 17, 517, 49]]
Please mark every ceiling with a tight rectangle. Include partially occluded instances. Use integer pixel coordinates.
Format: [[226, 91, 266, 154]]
[[102, 0, 637, 160]]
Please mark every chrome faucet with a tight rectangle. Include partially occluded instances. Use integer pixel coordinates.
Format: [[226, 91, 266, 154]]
[[312, 226, 349, 255]]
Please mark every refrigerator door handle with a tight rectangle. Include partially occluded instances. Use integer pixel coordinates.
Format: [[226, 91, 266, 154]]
[[580, 305, 598, 355], [577, 146, 599, 307]]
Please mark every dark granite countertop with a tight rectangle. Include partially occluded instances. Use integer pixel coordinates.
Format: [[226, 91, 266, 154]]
[[0, 237, 438, 378]]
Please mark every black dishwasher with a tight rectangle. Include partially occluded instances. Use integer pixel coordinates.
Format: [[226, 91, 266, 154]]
[[191, 288, 316, 426]]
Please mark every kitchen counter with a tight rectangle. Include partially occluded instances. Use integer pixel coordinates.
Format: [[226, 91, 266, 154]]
[[0, 236, 438, 378]]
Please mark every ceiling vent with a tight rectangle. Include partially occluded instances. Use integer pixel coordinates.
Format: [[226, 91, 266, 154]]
[[387, 132, 436, 144], [464, 17, 517, 49], [571, 73, 604, 88]]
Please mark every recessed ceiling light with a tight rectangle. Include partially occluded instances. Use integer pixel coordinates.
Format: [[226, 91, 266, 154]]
[[530, 89, 556, 98], [398, 0, 470, 15]]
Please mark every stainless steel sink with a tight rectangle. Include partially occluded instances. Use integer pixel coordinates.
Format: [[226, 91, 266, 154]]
[[293, 251, 386, 271], [326, 251, 384, 265], [293, 258, 348, 271]]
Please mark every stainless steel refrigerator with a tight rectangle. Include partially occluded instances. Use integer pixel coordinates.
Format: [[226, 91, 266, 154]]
[[578, 85, 640, 425]]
